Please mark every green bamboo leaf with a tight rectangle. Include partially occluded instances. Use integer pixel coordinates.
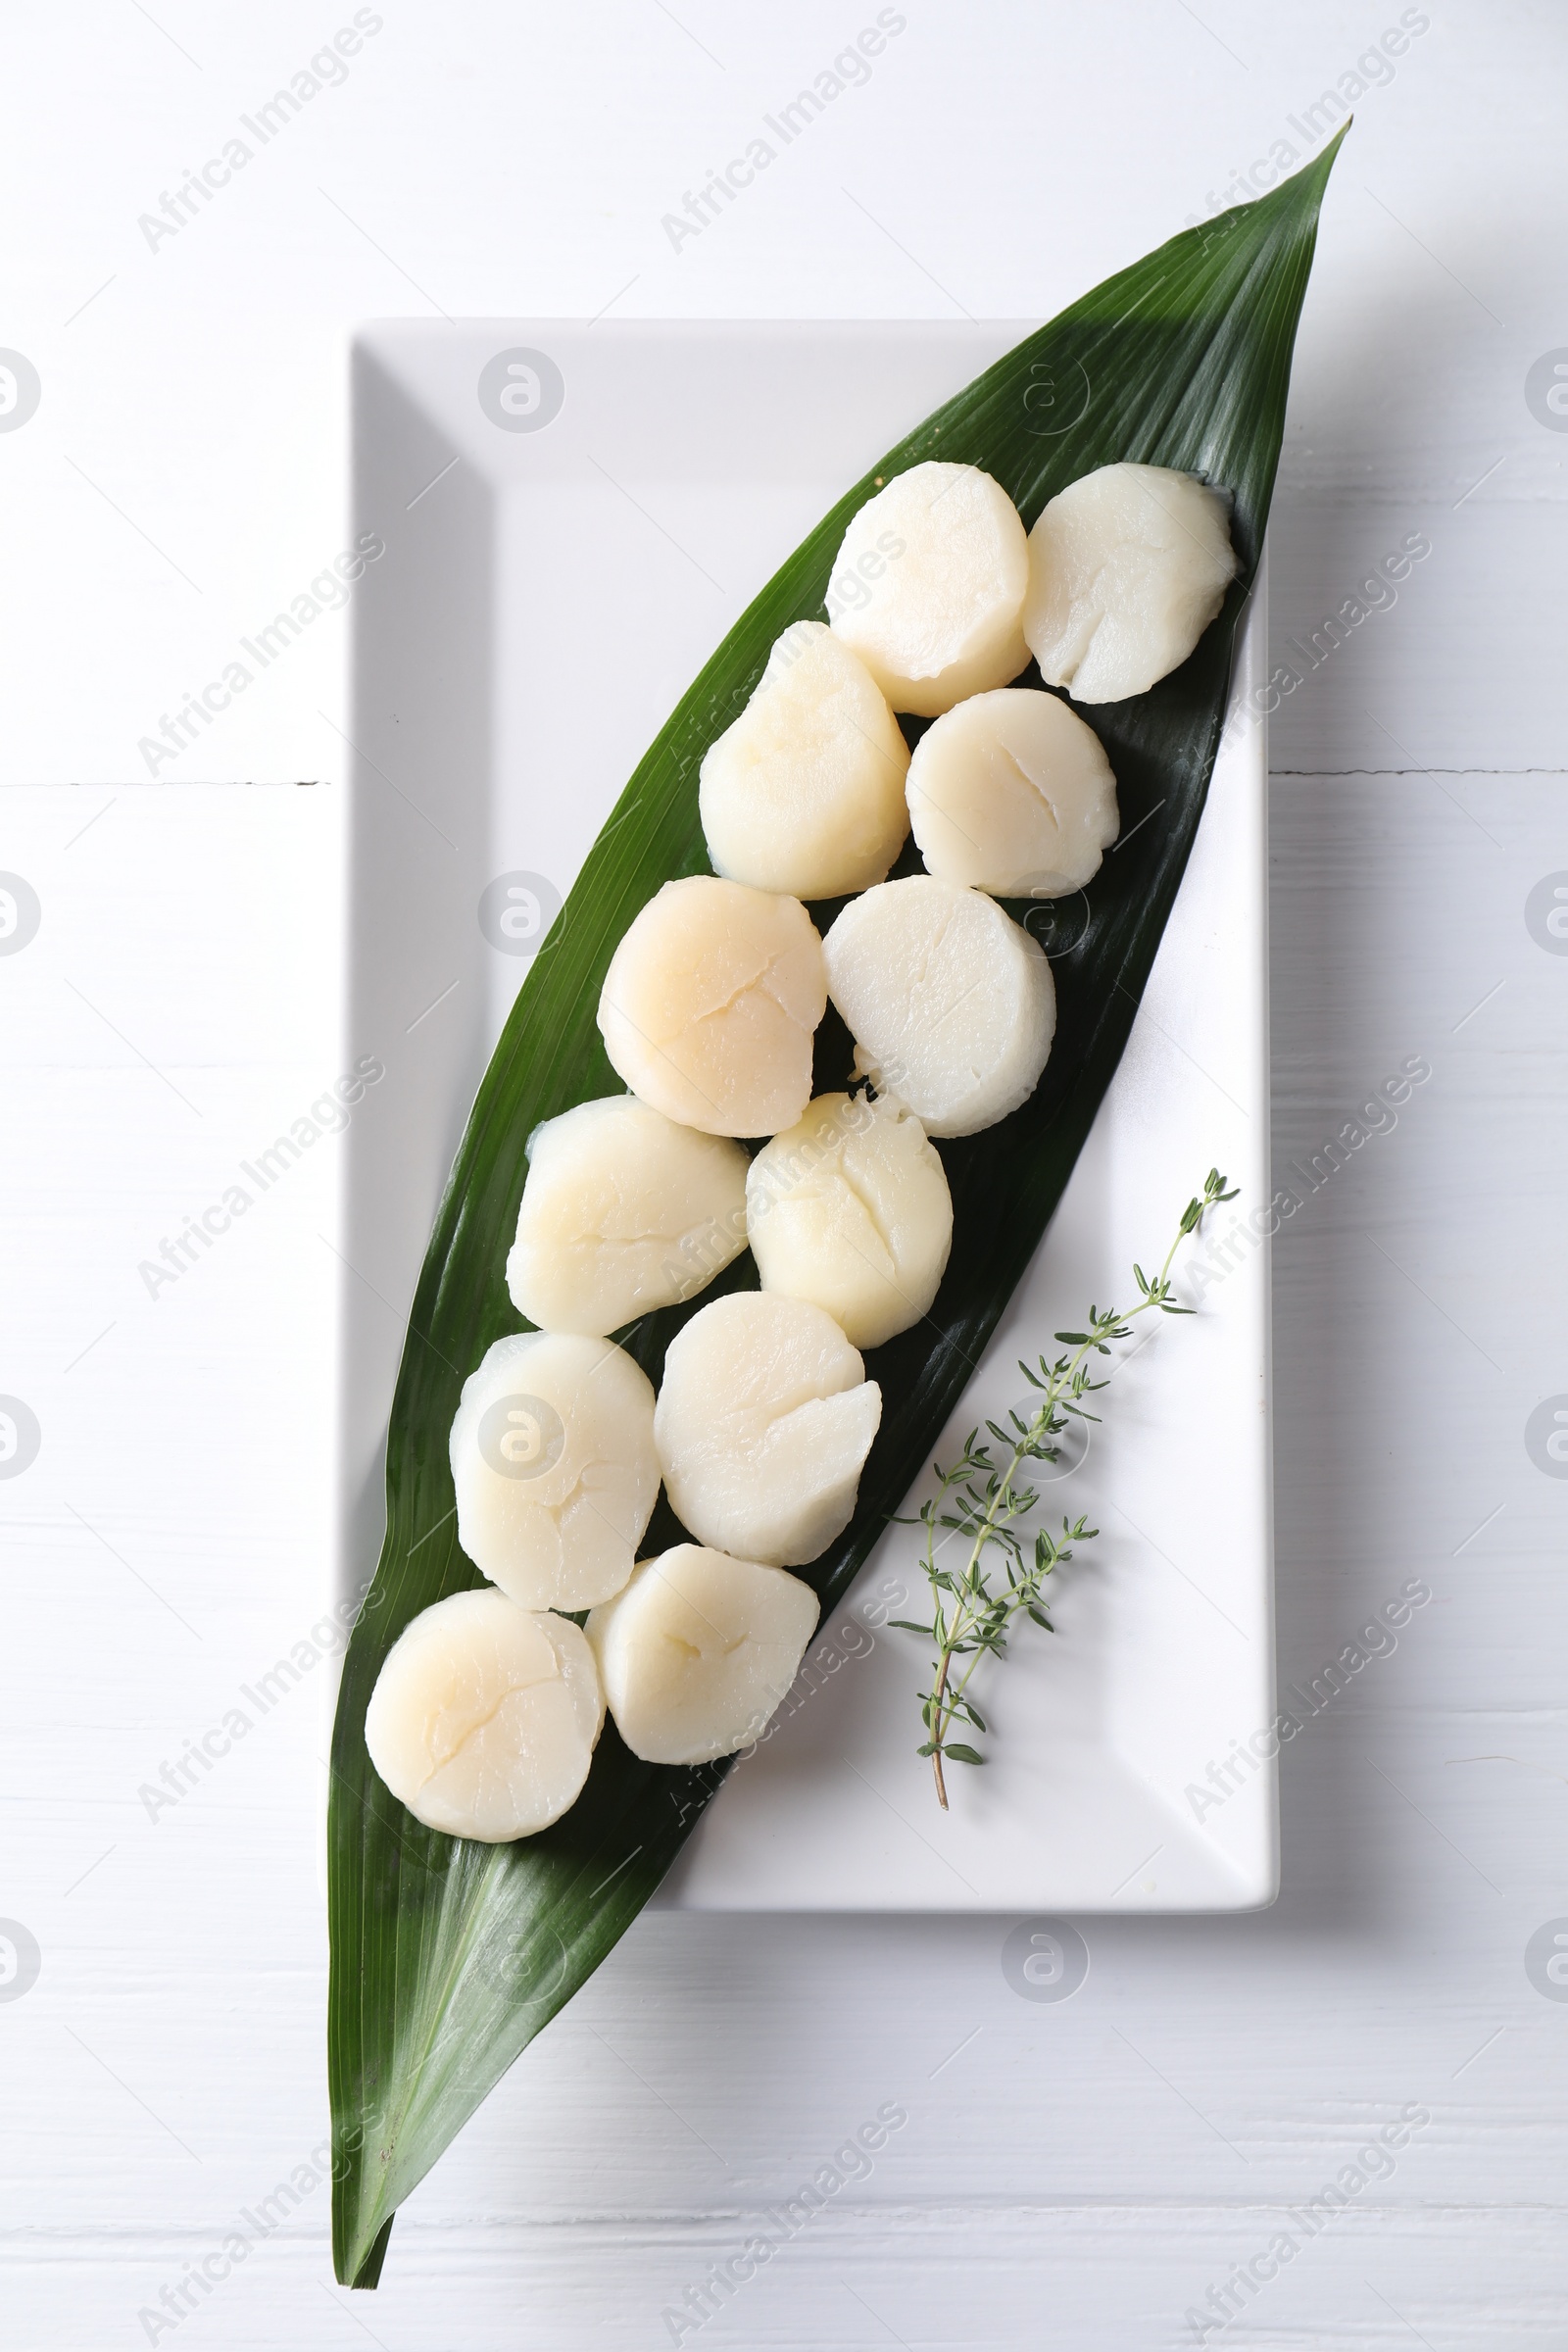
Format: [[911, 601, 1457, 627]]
[[328, 135, 1345, 2284]]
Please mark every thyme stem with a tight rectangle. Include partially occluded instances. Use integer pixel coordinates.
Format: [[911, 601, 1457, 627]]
[[893, 1170, 1237, 1808]]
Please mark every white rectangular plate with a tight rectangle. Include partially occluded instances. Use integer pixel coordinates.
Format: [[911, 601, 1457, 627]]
[[341, 321, 1275, 1914]]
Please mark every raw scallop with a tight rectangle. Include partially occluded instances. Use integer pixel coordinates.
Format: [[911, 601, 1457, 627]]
[[1021, 461, 1238, 704], [597, 875, 826, 1138], [829, 462, 1030, 716], [906, 686, 1119, 898], [366, 1587, 604, 1841], [450, 1331, 658, 1610], [507, 1094, 749, 1336], [654, 1291, 881, 1567], [747, 1090, 953, 1348], [700, 621, 910, 899], [587, 1544, 819, 1766], [823, 875, 1054, 1138]]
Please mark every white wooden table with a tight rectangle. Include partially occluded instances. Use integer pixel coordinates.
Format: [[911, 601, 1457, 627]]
[[4, 6, 1566, 2345]]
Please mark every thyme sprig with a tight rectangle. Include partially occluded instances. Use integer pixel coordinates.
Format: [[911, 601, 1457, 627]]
[[892, 1170, 1237, 1808]]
